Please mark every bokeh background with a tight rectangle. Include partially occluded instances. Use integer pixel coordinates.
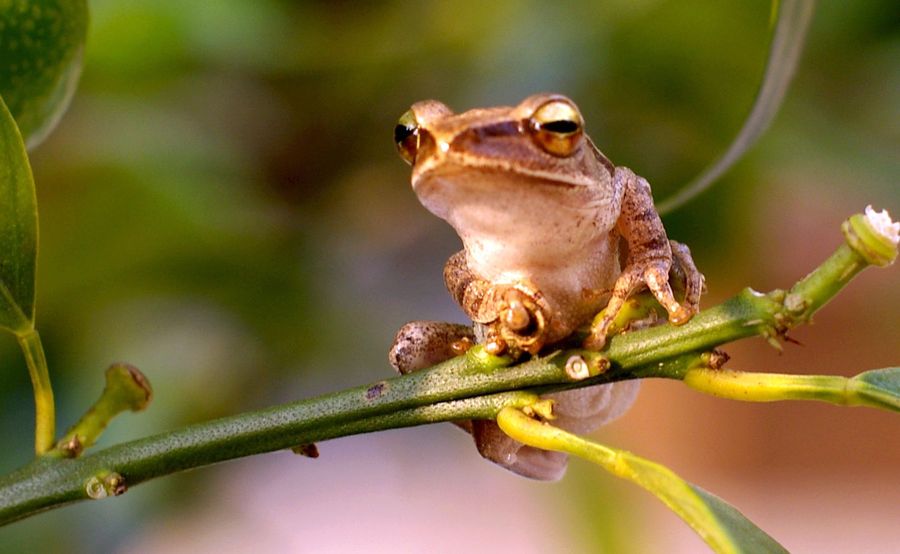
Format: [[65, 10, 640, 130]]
[[1, 0, 897, 552]]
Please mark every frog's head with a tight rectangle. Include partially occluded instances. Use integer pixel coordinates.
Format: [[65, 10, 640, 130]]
[[393, 94, 619, 262]]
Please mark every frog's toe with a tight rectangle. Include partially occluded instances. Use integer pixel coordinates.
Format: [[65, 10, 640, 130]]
[[667, 302, 692, 325], [583, 316, 614, 350], [669, 239, 704, 317], [495, 285, 550, 354]]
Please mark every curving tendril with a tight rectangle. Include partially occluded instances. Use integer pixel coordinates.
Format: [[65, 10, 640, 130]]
[[657, 0, 817, 214]]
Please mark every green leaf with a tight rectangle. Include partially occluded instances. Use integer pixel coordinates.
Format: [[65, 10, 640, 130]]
[[497, 407, 788, 554], [0, 0, 89, 149], [688, 486, 788, 554], [0, 94, 37, 333], [850, 368, 900, 412]]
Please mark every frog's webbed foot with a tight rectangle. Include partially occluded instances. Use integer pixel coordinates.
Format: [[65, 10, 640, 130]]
[[586, 251, 682, 350], [389, 321, 474, 374]]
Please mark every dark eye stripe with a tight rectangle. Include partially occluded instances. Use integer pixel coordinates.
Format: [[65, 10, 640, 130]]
[[541, 120, 579, 134]]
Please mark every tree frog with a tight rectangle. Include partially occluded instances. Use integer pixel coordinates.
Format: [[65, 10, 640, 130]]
[[389, 93, 704, 480]]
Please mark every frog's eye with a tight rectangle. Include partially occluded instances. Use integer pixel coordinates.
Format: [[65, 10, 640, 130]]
[[528, 99, 584, 157], [394, 109, 420, 165]]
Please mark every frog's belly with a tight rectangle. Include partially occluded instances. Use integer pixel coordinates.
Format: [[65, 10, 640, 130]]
[[537, 262, 619, 344], [468, 234, 621, 344]]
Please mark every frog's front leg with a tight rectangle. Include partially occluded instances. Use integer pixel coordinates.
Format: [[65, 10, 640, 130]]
[[444, 250, 551, 356], [585, 167, 703, 350]]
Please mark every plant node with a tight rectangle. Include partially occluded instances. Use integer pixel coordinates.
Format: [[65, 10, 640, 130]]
[[52, 363, 152, 458]]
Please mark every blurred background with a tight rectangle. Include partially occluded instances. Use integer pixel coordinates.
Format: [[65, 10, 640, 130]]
[[1, 0, 897, 552]]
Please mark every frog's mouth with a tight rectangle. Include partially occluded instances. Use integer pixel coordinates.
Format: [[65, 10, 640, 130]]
[[413, 160, 591, 193], [413, 166, 602, 224]]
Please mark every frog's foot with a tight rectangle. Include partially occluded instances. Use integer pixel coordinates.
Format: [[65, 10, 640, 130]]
[[585, 246, 701, 350], [471, 420, 569, 481], [389, 321, 475, 374], [483, 283, 551, 356]]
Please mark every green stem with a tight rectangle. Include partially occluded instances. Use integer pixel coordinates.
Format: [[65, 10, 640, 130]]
[[16, 328, 55, 455], [605, 229, 875, 368], [787, 243, 864, 321], [0, 390, 540, 525], [52, 363, 153, 458]]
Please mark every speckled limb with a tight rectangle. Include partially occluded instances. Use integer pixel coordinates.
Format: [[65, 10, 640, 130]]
[[388, 320, 479, 432], [388, 321, 474, 374], [586, 168, 698, 349], [443, 250, 497, 324], [442, 251, 508, 353]]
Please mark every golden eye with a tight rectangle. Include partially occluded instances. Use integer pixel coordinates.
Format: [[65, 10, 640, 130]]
[[528, 99, 583, 157], [393, 109, 419, 165]]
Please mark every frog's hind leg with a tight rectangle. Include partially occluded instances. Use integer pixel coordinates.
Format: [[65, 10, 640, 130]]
[[471, 381, 641, 482], [390, 321, 570, 479], [390, 321, 639, 481], [389, 321, 475, 434], [389, 321, 474, 374], [471, 421, 570, 481]]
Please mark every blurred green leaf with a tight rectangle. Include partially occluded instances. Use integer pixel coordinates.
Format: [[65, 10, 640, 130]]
[[657, 0, 815, 213], [852, 368, 900, 411], [497, 407, 788, 553], [687, 486, 788, 554], [0, 94, 36, 333], [0, 0, 88, 148]]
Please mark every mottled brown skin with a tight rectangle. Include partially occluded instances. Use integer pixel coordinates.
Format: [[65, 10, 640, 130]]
[[389, 93, 703, 480]]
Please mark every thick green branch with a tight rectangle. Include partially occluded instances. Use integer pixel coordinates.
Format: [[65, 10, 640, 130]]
[[0, 208, 895, 525]]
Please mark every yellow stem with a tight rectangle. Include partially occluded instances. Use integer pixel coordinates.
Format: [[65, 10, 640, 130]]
[[16, 328, 55, 454], [496, 406, 763, 554], [683, 368, 869, 407]]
